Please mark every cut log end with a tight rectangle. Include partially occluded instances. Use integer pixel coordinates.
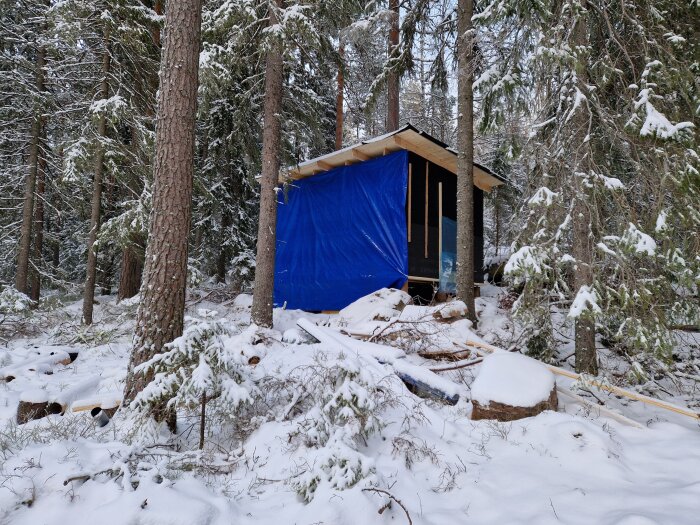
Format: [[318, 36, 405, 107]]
[[472, 386, 558, 422], [17, 401, 50, 424]]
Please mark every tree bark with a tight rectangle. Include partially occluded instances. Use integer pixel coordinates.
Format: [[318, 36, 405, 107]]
[[82, 29, 111, 325], [117, 243, 143, 301], [117, 126, 146, 303], [15, 42, 45, 295], [455, 0, 477, 322], [124, 0, 203, 415], [335, 42, 344, 150], [571, 0, 597, 375], [251, 0, 285, 328], [29, 132, 46, 303], [386, 0, 400, 132]]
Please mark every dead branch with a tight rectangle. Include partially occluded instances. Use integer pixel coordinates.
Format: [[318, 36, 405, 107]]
[[362, 487, 412, 525]]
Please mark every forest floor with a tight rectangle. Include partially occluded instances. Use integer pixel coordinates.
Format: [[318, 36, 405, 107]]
[[1, 285, 699, 525]]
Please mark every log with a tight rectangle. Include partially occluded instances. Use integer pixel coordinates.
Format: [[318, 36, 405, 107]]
[[472, 387, 557, 422], [1, 350, 72, 382], [470, 352, 558, 421], [16, 390, 51, 424], [47, 377, 101, 415], [461, 340, 700, 422]]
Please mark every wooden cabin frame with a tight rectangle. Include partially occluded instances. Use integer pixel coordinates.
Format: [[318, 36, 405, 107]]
[[282, 124, 504, 293]]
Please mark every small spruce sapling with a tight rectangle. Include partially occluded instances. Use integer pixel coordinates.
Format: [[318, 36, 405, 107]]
[[131, 316, 256, 447], [291, 352, 390, 501]]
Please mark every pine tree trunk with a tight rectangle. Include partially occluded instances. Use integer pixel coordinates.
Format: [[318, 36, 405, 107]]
[[571, 0, 597, 375], [117, 244, 143, 301], [51, 146, 63, 269], [82, 30, 111, 325], [455, 0, 477, 322], [29, 133, 46, 303], [15, 43, 45, 295], [386, 0, 400, 132], [251, 0, 284, 328], [124, 0, 203, 415], [335, 42, 344, 150], [117, 134, 145, 302]]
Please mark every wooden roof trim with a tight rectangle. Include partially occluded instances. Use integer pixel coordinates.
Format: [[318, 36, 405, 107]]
[[282, 125, 503, 191]]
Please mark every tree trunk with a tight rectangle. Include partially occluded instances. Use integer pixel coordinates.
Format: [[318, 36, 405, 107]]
[[455, 0, 477, 322], [15, 42, 45, 295], [124, 0, 203, 416], [386, 0, 399, 132], [29, 133, 46, 303], [335, 42, 344, 150], [50, 146, 63, 268], [117, 243, 143, 301], [251, 0, 285, 328], [118, 139, 145, 303], [82, 29, 111, 325], [571, 0, 597, 375]]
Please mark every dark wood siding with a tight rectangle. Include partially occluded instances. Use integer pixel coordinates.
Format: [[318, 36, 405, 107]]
[[406, 152, 484, 282]]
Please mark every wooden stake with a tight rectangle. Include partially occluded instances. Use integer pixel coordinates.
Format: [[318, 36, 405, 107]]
[[438, 181, 443, 275], [424, 161, 429, 258], [407, 163, 412, 242]]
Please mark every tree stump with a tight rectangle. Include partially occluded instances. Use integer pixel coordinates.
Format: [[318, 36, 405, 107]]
[[472, 387, 558, 422], [471, 352, 558, 422]]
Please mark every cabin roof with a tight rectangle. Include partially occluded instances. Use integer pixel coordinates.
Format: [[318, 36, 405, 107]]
[[284, 123, 505, 192]]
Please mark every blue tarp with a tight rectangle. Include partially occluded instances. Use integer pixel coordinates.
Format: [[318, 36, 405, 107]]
[[274, 150, 408, 311]]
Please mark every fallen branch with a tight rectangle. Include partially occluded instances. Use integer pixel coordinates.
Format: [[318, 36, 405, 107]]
[[362, 488, 412, 525], [430, 358, 483, 373]]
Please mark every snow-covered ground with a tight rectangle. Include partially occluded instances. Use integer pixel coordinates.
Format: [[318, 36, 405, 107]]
[[1, 286, 699, 525]]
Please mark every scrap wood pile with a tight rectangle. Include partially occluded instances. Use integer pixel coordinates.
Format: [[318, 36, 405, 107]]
[[301, 288, 700, 427], [1, 346, 122, 425]]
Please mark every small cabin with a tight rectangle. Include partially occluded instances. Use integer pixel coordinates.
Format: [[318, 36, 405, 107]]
[[273, 124, 504, 311]]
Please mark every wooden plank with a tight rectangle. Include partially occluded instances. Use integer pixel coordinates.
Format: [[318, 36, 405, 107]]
[[424, 161, 429, 258], [317, 160, 333, 171], [407, 163, 412, 242], [408, 275, 438, 283], [352, 148, 370, 161], [438, 181, 443, 277]]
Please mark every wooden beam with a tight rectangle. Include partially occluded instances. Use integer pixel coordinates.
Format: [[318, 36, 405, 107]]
[[407, 163, 412, 242], [352, 148, 370, 161], [408, 275, 439, 283], [317, 160, 334, 171], [424, 161, 429, 258], [438, 181, 443, 278]]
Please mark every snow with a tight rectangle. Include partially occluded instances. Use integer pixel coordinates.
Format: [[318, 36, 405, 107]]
[[622, 223, 657, 255], [528, 186, 558, 206], [19, 388, 49, 403], [1, 290, 699, 525], [655, 210, 668, 232], [505, 245, 547, 275], [471, 352, 555, 407], [568, 285, 601, 318], [633, 88, 694, 139]]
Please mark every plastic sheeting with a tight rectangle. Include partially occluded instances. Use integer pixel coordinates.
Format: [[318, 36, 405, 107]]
[[274, 150, 408, 311]]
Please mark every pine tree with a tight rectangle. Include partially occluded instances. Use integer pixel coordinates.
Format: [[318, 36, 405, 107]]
[[125, 0, 203, 416], [455, 0, 477, 322]]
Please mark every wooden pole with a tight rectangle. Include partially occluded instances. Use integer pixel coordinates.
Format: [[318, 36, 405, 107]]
[[424, 161, 429, 258], [407, 163, 412, 242], [438, 181, 443, 276]]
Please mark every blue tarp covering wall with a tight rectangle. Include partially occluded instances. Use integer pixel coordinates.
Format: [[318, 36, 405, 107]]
[[274, 150, 409, 311]]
